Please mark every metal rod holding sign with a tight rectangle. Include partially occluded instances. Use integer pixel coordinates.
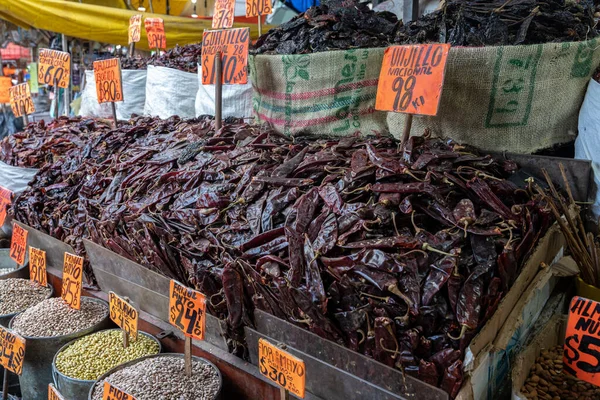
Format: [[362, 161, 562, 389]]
[[215, 51, 223, 131]]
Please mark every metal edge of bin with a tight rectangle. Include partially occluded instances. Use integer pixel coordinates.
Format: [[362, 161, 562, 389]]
[[13, 221, 75, 271], [87, 353, 222, 400], [0, 248, 29, 280], [82, 239, 229, 351]]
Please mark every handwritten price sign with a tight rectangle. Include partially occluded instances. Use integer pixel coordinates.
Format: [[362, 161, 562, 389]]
[[169, 280, 206, 340], [38, 49, 71, 89], [0, 186, 12, 227], [61, 252, 83, 310], [213, 0, 235, 29], [202, 28, 250, 85], [376, 44, 450, 116], [246, 0, 272, 17], [29, 247, 47, 287], [0, 327, 25, 375], [9, 83, 35, 117], [10, 223, 27, 266], [259, 339, 306, 398], [48, 383, 66, 400], [109, 292, 138, 340], [103, 381, 137, 400], [144, 18, 166, 50], [93, 58, 123, 104], [0, 77, 11, 104], [564, 296, 600, 385], [128, 14, 142, 44]]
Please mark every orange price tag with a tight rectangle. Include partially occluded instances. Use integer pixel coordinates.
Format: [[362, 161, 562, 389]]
[[213, 0, 235, 28], [29, 247, 47, 287], [245, 0, 272, 17], [0, 186, 12, 227], [109, 292, 139, 340], [564, 296, 600, 385], [201, 28, 250, 85], [93, 58, 124, 104], [0, 327, 26, 375], [48, 383, 66, 400], [375, 44, 451, 116], [9, 223, 27, 266], [38, 49, 71, 89], [102, 381, 137, 400], [9, 83, 35, 117], [61, 252, 83, 310], [128, 14, 142, 44], [144, 18, 166, 50], [258, 338, 306, 398], [169, 279, 206, 340], [0, 77, 11, 104]]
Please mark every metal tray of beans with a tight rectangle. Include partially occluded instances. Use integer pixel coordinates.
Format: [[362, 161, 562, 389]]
[[88, 353, 222, 400], [0, 248, 29, 280], [52, 329, 162, 399]]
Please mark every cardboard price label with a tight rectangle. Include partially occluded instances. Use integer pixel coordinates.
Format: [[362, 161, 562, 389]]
[[169, 279, 206, 340], [9, 83, 35, 117], [0, 76, 11, 104], [109, 292, 139, 340], [61, 252, 83, 310], [258, 339, 306, 398], [48, 383, 66, 400], [38, 49, 71, 89], [202, 28, 250, 85], [29, 247, 47, 287], [564, 296, 600, 385], [144, 18, 166, 50], [213, 0, 235, 28], [0, 327, 25, 375], [93, 58, 124, 104], [103, 381, 137, 400], [246, 0, 272, 17], [0, 186, 12, 227], [376, 44, 451, 116], [128, 14, 142, 44], [10, 223, 28, 266]]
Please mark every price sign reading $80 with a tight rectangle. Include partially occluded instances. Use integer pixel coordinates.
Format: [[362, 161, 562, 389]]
[[93, 58, 124, 104], [0, 326, 25, 375], [169, 280, 206, 340], [62, 252, 83, 310], [10, 223, 28, 266], [38, 49, 71, 89], [258, 338, 306, 398]]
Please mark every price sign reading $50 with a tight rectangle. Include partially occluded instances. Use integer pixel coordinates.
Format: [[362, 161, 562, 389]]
[[62, 252, 83, 310], [169, 280, 206, 340], [38, 49, 71, 89], [93, 58, 124, 104], [10, 223, 28, 266]]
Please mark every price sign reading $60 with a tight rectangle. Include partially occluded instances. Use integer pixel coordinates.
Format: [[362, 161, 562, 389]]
[[10, 223, 28, 266], [0, 326, 25, 375], [38, 49, 71, 89], [62, 252, 83, 310], [169, 280, 206, 340], [259, 338, 306, 398], [93, 58, 124, 104]]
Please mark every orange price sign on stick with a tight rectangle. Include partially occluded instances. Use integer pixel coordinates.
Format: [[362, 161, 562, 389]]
[[0, 186, 12, 227], [38, 49, 71, 89], [102, 381, 137, 400], [109, 292, 139, 341], [169, 279, 206, 340], [48, 383, 66, 400], [258, 338, 306, 398], [9, 223, 27, 266], [29, 247, 47, 287], [245, 0, 272, 17], [9, 83, 35, 117], [93, 58, 124, 104], [0, 326, 26, 375], [61, 252, 83, 310], [0, 76, 11, 104], [375, 44, 451, 116], [202, 28, 250, 85], [564, 296, 600, 385], [144, 18, 166, 50], [213, 0, 235, 29], [128, 14, 142, 44]]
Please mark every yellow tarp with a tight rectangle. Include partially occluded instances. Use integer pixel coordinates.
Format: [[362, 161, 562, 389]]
[[0, 0, 261, 50], [65, 0, 190, 16]]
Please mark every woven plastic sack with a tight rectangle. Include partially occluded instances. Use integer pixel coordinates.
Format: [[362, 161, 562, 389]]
[[79, 70, 146, 119], [78, 70, 112, 118], [144, 65, 198, 119], [195, 64, 253, 118]]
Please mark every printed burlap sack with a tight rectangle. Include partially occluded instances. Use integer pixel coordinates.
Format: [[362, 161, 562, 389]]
[[249, 48, 388, 136], [388, 39, 600, 153]]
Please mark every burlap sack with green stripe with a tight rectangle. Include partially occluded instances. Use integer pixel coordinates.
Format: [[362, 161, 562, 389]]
[[388, 39, 600, 153], [249, 49, 388, 136]]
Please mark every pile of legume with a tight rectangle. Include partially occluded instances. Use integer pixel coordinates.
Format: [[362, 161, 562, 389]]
[[0, 278, 52, 315]]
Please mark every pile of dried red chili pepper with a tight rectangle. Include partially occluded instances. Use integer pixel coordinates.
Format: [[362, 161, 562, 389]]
[[11, 118, 553, 397]]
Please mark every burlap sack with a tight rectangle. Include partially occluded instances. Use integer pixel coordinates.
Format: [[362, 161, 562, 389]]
[[249, 48, 388, 136], [388, 39, 600, 153]]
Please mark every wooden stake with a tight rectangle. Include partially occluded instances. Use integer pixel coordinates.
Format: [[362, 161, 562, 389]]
[[401, 114, 413, 148], [53, 77, 59, 118], [184, 335, 192, 377], [258, 14, 262, 37], [128, 43, 136, 58], [2, 369, 8, 400], [123, 296, 130, 348], [279, 386, 289, 400], [62, 34, 70, 117], [215, 51, 223, 131], [111, 102, 118, 128]]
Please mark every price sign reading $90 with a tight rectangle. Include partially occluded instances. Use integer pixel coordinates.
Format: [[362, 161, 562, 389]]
[[93, 58, 124, 104], [169, 280, 206, 340]]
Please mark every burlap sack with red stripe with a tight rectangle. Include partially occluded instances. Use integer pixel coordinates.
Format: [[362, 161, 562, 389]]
[[249, 49, 388, 136]]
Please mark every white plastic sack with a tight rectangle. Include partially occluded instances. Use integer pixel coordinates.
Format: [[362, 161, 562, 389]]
[[78, 70, 112, 118], [0, 161, 38, 193], [576, 79, 600, 217], [195, 65, 253, 118], [116, 69, 147, 120], [144, 65, 198, 119]]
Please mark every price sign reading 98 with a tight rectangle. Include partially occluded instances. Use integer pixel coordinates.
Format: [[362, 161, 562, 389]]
[[169, 280, 206, 340], [564, 296, 600, 386], [375, 44, 450, 116], [9, 83, 35, 117], [202, 28, 250, 85], [0, 327, 25, 375], [61, 252, 83, 310], [109, 292, 139, 340], [10, 223, 28, 266], [93, 58, 123, 104], [258, 339, 306, 398], [38, 49, 71, 89]]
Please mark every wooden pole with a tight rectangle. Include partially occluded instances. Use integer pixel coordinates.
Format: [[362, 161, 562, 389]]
[[62, 35, 70, 117], [2, 369, 8, 400], [111, 102, 118, 128], [184, 336, 192, 377], [258, 14, 262, 37], [122, 297, 130, 348], [401, 114, 413, 148], [279, 387, 289, 400], [215, 51, 223, 130], [53, 77, 59, 118], [128, 43, 136, 58]]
